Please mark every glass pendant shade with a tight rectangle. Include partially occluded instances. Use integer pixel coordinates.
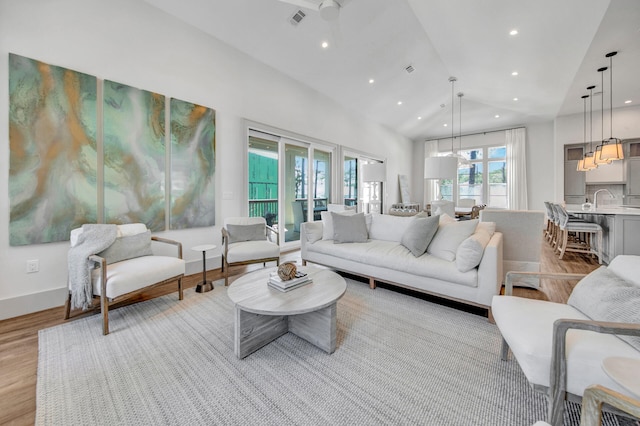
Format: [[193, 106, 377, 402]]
[[600, 138, 624, 161], [576, 158, 586, 172], [583, 152, 597, 170], [594, 144, 611, 165]]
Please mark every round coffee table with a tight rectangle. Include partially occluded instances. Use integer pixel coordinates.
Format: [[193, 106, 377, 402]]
[[227, 266, 346, 359]]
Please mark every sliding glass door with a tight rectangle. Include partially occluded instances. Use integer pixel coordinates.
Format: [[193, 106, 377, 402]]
[[248, 128, 334, 249]]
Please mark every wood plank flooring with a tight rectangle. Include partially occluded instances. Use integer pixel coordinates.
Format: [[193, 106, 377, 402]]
[[0, 244, 599, 426]]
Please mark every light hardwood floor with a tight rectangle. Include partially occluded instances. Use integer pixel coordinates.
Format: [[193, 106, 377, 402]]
[[0, 245, 599, 425]]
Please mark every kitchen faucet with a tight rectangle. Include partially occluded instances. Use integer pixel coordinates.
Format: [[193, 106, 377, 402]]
[[593, 189, 614, 209]]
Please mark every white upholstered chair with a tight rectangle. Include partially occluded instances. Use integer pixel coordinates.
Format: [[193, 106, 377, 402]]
[[457, 198, 476, 208], [221, 217, 280, 286], [65, 223, 185, 335]]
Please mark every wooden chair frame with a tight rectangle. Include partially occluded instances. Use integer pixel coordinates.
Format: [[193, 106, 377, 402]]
[[500, 271, 640, 426], [64, 236, 184, 335], [221, 225, 279, 286]]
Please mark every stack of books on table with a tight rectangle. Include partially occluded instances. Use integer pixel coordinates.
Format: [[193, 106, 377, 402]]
[[268, 272, 312, 292]]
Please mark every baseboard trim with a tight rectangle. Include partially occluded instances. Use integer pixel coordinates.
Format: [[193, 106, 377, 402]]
[[0, 287, 68, 321]]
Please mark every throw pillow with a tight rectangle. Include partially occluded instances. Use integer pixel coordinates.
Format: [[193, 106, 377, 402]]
[[568, 266, 640, 351], [332, 212, 368, 244], [98, 230, 153, 265], [455, 229, 492, 272], [321, 210, 357, 240], [477, 221, 496, 237], [227, 223, 266, 243], [401, 215, 440, 257], [427, 219, 479, 262], [305, 222, 323, 244]]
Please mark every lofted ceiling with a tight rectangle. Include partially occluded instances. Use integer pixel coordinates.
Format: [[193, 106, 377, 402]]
[[143, 0, 640, 141]]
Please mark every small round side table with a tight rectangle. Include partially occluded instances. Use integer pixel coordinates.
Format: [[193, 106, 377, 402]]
[[191, 244, 217, 293]]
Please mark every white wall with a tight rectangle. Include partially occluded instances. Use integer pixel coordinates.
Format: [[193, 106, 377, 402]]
[[0, 0, 413, 319]]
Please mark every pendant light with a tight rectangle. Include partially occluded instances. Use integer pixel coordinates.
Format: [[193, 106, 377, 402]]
[[457, 91, 471, 169], [594, 66, 611, 165], [577, 95, 589, 171], [583, 85, 598, 170], [599, 51, 624, 161]]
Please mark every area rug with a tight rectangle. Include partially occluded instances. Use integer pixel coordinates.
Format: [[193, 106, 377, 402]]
[[36, 279, 629, 425]]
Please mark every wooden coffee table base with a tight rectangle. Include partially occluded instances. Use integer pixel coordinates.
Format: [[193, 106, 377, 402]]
[[234, 303, 337, 359]]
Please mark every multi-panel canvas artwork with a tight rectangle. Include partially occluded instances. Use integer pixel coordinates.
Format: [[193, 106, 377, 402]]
[[103, 80, 166, 231], [170, 98, 216, 229], [8, 54, 217, 245], [9, 53, 98, 246]]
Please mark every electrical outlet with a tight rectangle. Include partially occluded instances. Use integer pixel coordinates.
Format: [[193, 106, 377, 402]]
[[26, 259, 39, 273]]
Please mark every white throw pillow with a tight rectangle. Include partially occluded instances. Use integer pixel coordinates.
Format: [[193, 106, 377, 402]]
[[477, 221, 496, 237], [321, 210, 357, 240], [455, 229, 492, 272], [427, 219, 479, 261]]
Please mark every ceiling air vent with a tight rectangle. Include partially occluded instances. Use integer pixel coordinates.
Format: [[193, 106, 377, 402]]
[[290, 10, 306, 26], [405, 65, 415, 74]]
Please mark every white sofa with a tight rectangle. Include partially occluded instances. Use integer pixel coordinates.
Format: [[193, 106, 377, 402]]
[[492, 255, 640, 426], [301, 212, 503, 309]]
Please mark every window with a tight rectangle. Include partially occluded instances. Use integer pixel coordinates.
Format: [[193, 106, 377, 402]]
[[437, 145, 506, 207], [343, 156, 357, 207]]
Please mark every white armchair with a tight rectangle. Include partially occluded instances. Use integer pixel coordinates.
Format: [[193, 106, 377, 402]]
[[65, 223, 185, 335], [430, 200, 455, 217], [493, 255, 640, 426], [221, 217, 280, 286]]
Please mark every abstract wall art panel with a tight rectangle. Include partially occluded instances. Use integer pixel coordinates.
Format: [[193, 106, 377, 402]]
[[103, 80, 166, 231], [9, 53, 98, 246], [169, 98, 216, 229]]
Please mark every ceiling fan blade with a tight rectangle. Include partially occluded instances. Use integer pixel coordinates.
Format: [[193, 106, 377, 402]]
[[277, 0, 320, 11]]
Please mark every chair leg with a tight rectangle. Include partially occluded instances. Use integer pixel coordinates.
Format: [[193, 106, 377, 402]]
[[64, 291, 72, 320], [178, 277, 183, 300], [559, 230, 568, 259], [101, 293, 109, 335], [597, 230, 603, 264], [224, 259, 230, 286]]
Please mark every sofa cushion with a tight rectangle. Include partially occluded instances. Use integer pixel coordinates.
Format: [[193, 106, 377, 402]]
[[332, 212, 368, 244], [97, 230, 153, 265], [455, 228, 491, 272], [476, 221, 496, 237], [227, 223, 265, 243], [321, 210, 357, 240], [227, 240, 279, 263], [427, 219, 479, 261], [369, 214, 414, 242], [401, 215, 439, 257], [568, 265, 640, 351]]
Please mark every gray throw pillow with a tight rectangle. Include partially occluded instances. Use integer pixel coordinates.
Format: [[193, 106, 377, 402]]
[[401, 215, 440, 257], [227, 223, 266, 243], [332, 212, 368, 244], [98, 230, 153, 265], [568, 266, 640, 351]]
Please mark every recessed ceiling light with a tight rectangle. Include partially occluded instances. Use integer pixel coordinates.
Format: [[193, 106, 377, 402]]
[[418, 116, 422, 120], [495, 114, 500, 118], [443, 123, 448, 127], [513, 97, 519, 101], [397, 101, 402, 105], [511, 71, 518, 76], [625, 100, 632, 104], [369, 78, 374, 84], [321, 41, 329, 49], [510, 29, 518, 36]]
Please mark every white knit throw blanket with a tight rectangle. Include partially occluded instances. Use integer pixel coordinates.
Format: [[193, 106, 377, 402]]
[[68, 224, 117, 310]]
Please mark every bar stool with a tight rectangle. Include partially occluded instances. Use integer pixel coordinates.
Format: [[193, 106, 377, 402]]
[[555, 204, 602, 264]]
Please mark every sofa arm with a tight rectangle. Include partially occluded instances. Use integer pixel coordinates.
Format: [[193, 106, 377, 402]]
[[476, 231, 503, 306], [151, 236, 183, 259], [300, 221, 323, 259], [547, 319, 640, 426]]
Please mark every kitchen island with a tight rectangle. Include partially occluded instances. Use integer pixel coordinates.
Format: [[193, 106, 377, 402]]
[[565, 205, 640, 264]]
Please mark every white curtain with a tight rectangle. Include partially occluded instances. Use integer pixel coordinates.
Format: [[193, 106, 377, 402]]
[[423, 141, 439, 203], [506, 128, 528, 210]]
